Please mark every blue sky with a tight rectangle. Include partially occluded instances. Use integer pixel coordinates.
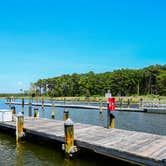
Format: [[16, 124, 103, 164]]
[[0, 0, 166, 93]]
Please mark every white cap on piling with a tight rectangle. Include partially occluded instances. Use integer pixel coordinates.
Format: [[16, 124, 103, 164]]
[[64, 118, 74, 126]]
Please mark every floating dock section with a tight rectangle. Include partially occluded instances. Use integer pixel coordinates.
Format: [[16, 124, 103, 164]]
[[0, 117, 166, 166]]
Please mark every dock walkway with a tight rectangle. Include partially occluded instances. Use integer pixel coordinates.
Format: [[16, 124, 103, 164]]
[[6, 101, 145, 112], [0, 118, 166, 166]]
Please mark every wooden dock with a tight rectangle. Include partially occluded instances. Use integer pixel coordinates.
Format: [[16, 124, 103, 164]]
[[6, 102, 146, 112], [0, 117, 166, 166]]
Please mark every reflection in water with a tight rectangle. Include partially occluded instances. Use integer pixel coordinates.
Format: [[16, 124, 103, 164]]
[[63, 158, 73, 166], [15, 143, 24, 166], [0, 131, 136, 166]]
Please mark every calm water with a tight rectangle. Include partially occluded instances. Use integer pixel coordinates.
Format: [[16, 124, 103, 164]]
[[0, 99, 166, 165]]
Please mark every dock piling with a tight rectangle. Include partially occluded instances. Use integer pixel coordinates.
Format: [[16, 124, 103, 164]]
[[34, 108, 39, 118], [64, 110, 69, 121], [21, 98, 24, 115], [139, 98, 143, 108], [119, 97, 123, 108], [11, 106, 16, 121], [28, 99, 32, 117], [64, 118, 78, 157], [16, 112, 24, 143], [42, 98, 44, 110], [99, 99, 103, 113], [127, 98, 131, 108], [51, 98, 55, 119], [110, 113, 115, 128], [11, 106, 16, 115]]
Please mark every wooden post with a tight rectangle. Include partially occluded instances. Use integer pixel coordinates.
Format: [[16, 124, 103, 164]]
[[110, 113, 115, 128], [28, 99, 32, 117], [99, 98, 103, 113], [127, 98, 131, 108], [21, 98, 24, 115], [64, 118, 77, 157], [106, 104, 110, 128], [34, 108, 39, 118], [42, 98, 44, 110], [158, 98, 160, 107], [51, 98, 55, 119], [11, 106, 16, 121], [64, 110, 69, 121], [16, 113, 24, 143], [9, 97, 12, 108], [64, 97, 66, 111], [11, 106, 16, 115], [87, 97, 90, 105], [119, 97, 122, 108], [139, 98, 143, 108]]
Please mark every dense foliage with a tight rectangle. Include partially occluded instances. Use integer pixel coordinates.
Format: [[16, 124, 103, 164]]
[[31, 64, 166, 97]]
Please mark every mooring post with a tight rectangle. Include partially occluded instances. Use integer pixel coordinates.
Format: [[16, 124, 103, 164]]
[[139, 98, 143, 108], [107, 103, 110, 128], [119, 97, 122, 108], [21, 98, 24, 115], [110, 113, 115, 128], [51, 98, 55, 119], [127, 98, 131, 108], [16, 112, 24, 143], [34, 108, 39, 118], [28, 99, 32, 117], [99, 98, 103, 113], [87, 97, 90, 105], [11, 106, 16, 121], [64, 97, 66, 110], [158, 98, 160, 107], [64, 110, 69, 121], [11, 106, 16, 115], [9, 97, 12, 108], [42, 98, 44, 110], [63, 118, 77, 157]]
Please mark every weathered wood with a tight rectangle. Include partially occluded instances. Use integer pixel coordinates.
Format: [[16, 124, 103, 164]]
[[0, 118, 166, 165], [109, 113, 115, 128], [34, 108, 39, 118], [16, 113, 24, 143], [64, 110, 69, 121], [64, 119, 76, 156], [51, 99, 55, 119], [28, 99, 32, 117], [42, 98, 44, 110], [21, 98, 24, 114]]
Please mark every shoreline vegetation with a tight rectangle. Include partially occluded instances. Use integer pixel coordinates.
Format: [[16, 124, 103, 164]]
[[30, 64, 166, 98], [1, 64, 166, 103], [2, 95, 166, 103]]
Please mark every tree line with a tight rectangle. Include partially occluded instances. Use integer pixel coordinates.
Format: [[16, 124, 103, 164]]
[[31, 64, 166, 97]]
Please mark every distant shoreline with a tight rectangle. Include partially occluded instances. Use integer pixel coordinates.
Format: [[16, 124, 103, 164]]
[[1, 95, 166, 103]]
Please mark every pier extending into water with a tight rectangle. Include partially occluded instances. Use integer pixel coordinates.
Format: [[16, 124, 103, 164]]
[[0, 117, 166, 166], [6, 100, 166, 113]]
